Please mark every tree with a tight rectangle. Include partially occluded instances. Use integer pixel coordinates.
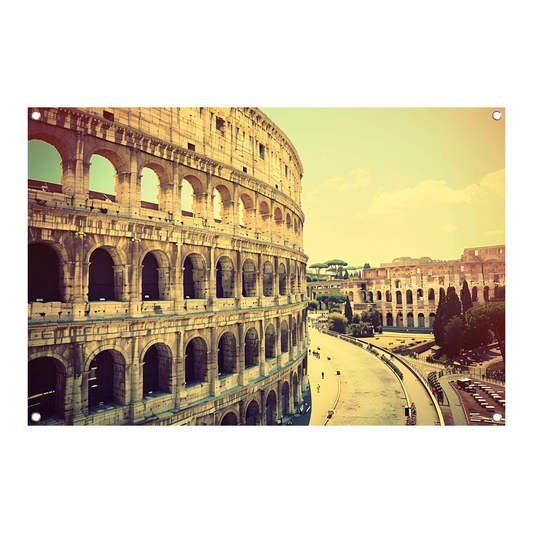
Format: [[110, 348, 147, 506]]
[[309, 263, 328, 278], [363, 263, 371, 269], [329, 313, 347, 334], [460, 280, 473, 315], [466, 302, 505, 362], [344, 298, 353, 324], [444, 316, 466, 362], [325, 259, 348, 279], [433, 286, 462, 348]]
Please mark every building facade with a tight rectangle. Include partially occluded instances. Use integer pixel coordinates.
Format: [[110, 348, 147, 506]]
[[307, 245, 505, 328], [28, 107, 309, 426]]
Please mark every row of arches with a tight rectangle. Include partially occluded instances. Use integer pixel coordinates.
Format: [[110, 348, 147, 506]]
[[28, 242, 305, 304], [352, 286, 498, 305], [28, 133, 303, 246], [28, 320, 307, 423]]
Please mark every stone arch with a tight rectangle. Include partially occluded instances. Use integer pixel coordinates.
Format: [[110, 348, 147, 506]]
[[245, 399, 260, 425], [428, 288, 435, 301], [368, 291, 374, 303], [28, 353, 68, 421], [263, 260, 274, 297], [220, 409, 239, 426], [265, 323, 276, 359], [259, 200, 270, 235], [181, 174, 206, 218], [86, 347, 127, 407], [244, 327, 260, 367], [472, 286, 478, 302], [348, 291, 354, 301], [183, 252, 208, 300], [184, 336, 209, 385], [217, 331, 238, 376], [406, 290, 413, 305], [28, 242, 62, 303], [396, 291, 402, 305], [265, 389, 277, 425], [396, 312, 403, 327], [417, 288, 423, 300], [274, 206, 283, 241], [216, 255, 235, 298], [28, 123, 75, 167], [239, 192, 255, 229], [242, 258, 257, 297], [417, 313, 425, 327], [280, 320, 289, 353], [88, 247, 116, 301], [429, 312, 436, 327], [406, 312, 414, 327], [386, 312, 393, 326], [386, 290, 392, 302], [212, 182, 233, 225], [139, 248, 171, 301], [278, 262, 287, 296], [140, 341, 173, 395], [138, 160, 172, 211], [281, 380, 290, 418], [483, 286, 490, 302]]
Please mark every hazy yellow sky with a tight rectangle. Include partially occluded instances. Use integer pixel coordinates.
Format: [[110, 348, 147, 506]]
[[261, 108, 505, 268]]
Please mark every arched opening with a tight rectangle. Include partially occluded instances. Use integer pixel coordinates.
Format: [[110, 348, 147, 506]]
[[418, 313, 425, 327], [265, 390, 277, 425], [281, 381, 290, 418], [259, 201, 270, 236], [439, 287, 445, 300], [88, 248, 115, 301], [348, 291, 354, 301], [183, 253, 206, 300], [141, 166, 160, 207], [386, 312, 393, 326], [396, 312, 403, 327], [88, 351, 115, 407], [181, 179, 194, 216], [218, 332, 237, 376], [274, 207, 283, 241], [407, 312, 414, 327], [483, 286, 490, 302], [377, 291, 382, 301], [293, 373, 299, 407], [472, 286, 478, 302], [213, 184, 232, 224], [242, 258, 257, 297], [89, 154, 117, 197], [396, 291, 402, 305], [142, 252, 159, 300], [142, 344, 171, 396], [245, 400, 260, 425], [28, 357, 64, 421], [280, 320, 289, 353], [368, 291, 374, 303], [428, 288, 435, 301], [265, 324, 276, 359], [263, 261, 274, 297], [28, 243, 61, 302], [406, 290, 413, 305], [28, 140, 62, 185], [429, 312, 436, 327], [184, 337, 208, 385], [221, 411, 238, 425], [279, 262, 287, 296], [417, 288, 423, 301], [245, 328, 260, 367], [239, 193, 254, 229], [216, 256, 235, 298]]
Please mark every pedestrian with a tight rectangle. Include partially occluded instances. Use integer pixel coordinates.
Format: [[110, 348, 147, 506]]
[[317, 384, 320, 393], [322, 372, 324, 379]]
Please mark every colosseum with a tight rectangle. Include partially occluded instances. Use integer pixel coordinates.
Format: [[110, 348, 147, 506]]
[[307, 245, 505, 329], [28, 107, 309, 426]]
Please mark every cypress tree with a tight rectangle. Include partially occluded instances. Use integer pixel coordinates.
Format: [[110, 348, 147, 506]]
[[461, 280, 473, 315], [344, 298, 353, 324]]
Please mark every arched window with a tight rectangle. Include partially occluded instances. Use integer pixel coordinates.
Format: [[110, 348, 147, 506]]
[[28, 357, 64, 421], [483, 286, 490, 302], [406, 290, 413, 305], [396, 291, 402, 305], [265, 324, 276, 359], [245, 328, 260, 367], [428, 288, 435, 301], [141, 166, 159, 208], [184, 337, 208, 385], [265, 390, 277, 425], [418, 313, 425, 327], [280, 320, 289, 353], [143, 346, 160, 395], [221, 412, 238, 425], [88, 351, 115, 407], [183, 254, 206, 299], [218, 332, 237, 376], [88, 248, 115, 301], [263, 261, 274, 297], [279, 263, 287, 296], [28, 243, 61, 302], [89, 154, 117, 197], [28, 140, 62, 185], [417, 289, 423, 300], [377, 291, 382, 301], [181, 179, 194, 216], [281, 381, 290, 417], [245, 400, 260, 425], [242, 259, 257, 297], [407, 312, 414, 327], [472, 286, 478, 302], [142, 252, 159, 300], [216, 256, 235, 298]]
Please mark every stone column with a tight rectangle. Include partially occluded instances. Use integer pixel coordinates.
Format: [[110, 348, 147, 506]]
[[208, 327, 219, 397], [130, 239, 142, 316], [70, 342, 86, 425], [129, 337, 145, 423], [207, 245, 217, 310], [259, 320, 266, 376], [235, 250, 242, 307], [237, 322, 245, 386], [71, 232, 87, 321]]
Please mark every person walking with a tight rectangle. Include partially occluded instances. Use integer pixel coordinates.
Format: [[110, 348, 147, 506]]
[[322, 372, 324, 379], [317, 384, 320, 393]]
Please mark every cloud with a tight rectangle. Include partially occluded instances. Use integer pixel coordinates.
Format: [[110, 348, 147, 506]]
[[325, 169, 371, 191], [366, 179, 482, 216], [485, 229, 504, 236], [442, 223, 458, 233], [480, 169, 505, 197], [305, 187, 320, 204]]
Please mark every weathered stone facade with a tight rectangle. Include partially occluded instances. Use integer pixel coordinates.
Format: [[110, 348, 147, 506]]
[[28, 107, 309, 426], [308, 245, 505, 328]]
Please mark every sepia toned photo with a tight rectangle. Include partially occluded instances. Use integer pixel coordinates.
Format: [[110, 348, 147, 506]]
[[27, 107, 504, 427]]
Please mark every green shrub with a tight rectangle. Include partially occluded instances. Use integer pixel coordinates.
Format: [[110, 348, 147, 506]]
[[328, 313, 347, 334]]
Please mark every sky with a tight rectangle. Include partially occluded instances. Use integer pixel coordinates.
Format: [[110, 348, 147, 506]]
[[261, 107, 505, 268], [28, 107, 505, 270]]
